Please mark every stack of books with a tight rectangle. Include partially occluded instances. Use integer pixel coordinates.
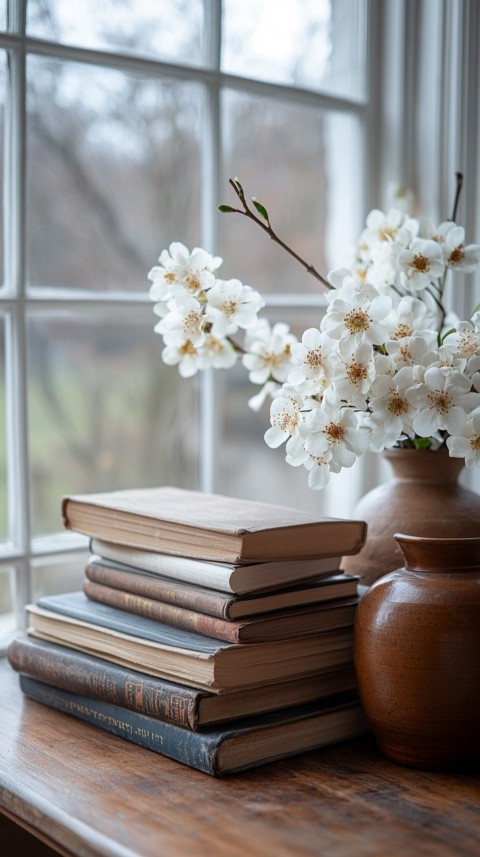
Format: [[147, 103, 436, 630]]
[[8, 486, 368, 776]]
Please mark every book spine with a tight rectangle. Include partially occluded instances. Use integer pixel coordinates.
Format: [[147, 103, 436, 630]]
[[8, 637, 202, 730], [19, 675, 222, 776], [83, 580, 242, 644], [85, 560, 232, 620]]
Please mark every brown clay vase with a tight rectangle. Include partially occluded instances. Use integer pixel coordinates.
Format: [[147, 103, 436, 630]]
[[354, 533, 480, 770], [343, 448, 480, 587]]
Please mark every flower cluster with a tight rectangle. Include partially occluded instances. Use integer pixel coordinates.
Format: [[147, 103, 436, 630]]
[[149, 181, 480, 489]]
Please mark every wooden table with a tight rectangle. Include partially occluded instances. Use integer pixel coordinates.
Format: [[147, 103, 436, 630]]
[[1, 658, 479, 857]]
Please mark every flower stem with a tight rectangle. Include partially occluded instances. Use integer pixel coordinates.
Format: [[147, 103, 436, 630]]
[[223, 178, 333, 291]]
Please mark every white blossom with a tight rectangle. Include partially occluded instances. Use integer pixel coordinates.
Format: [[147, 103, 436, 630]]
[[443, 226, 480, 273], [148, 242, 221, 302], [155, 296, 206, 347], [243, 321, 297, 384], [205, 279, 265, 336], [161, 340, 204, 378], [285, 434, 339, 490], [398, 238, 445, 291], [301, 397, 369, 469], [202, 334, 237, 370], [321, 279, 391, 347], [446, 410, 480, 468], [288, 328, 334, 386], [407, 366, 480, 437], [264, 387, 303, 448]]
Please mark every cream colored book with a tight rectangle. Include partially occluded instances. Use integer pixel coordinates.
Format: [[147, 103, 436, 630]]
[[26, 592, 354, 692]]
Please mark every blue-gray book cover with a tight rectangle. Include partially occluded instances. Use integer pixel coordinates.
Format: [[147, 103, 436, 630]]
[[37, 591, 227, 653]]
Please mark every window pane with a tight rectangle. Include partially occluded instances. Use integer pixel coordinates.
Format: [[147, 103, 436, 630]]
[[0, 565, 17, 637], [220, 90, 364, 294], [27, 56, 202, 291], [222, 0, 367, 100], [0, 316, 6, 542], [32, 552, 88, 601], [27, 307, 199, 537], [216, 307, 368, 518], [0, 51, 5, 288], [26, 0, 205, 67]]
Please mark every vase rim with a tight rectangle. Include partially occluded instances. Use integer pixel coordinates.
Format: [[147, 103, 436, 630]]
[[394, 533, 480, 546]]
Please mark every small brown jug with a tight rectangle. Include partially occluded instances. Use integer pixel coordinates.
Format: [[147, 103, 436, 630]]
[[354, 533, 480, 770]]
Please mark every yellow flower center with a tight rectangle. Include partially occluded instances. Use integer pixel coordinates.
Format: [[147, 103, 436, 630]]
[[470, 434, 480, 452], [427, 390, 453, 415], [378, 226, 397, 241], [412, 254, 430, 273], [184, 311, 202, 335], [325, 422, 344, 443], [306, 348, 325, 369], [222, 299, 238, 317], [185, 273, 201, 291], [273, 409, 296, 433], [388, 394, 409, 416], [179, 340, 197, 356], [448, 246, 465, 266], [347, 362, 369, 385], [394, 323, 413, 339], [344, 309, 370, 334]]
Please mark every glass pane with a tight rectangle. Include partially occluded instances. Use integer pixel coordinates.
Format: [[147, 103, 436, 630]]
[[27, 306, 199, 537], [0, 565, 17, 636], [32, 552, 88, 600], [0, 51, 5, 287], [0, 2, 5, 32], [220, 90, 364, 294], [26, 0, 205, 67], [216, 307, 368, 518], [27, 56, 202, 292], [0, 317, 6, 542], [222, 0, 367, 100]]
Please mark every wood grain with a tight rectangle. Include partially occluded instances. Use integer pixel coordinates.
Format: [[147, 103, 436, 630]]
[[0, 659, 479, 857]]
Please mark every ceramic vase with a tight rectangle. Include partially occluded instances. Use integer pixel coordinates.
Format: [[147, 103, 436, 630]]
[[354, 533, 480, 770], [343, 448, 480, 587]]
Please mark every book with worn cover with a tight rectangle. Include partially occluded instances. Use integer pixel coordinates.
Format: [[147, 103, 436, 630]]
[[8, 636, 357, 729], [82, 579, 358, 643], [61, 486, 367, 566], [27, 592, 354, 691], [85, 555, 358, 618], [19, 674, 367, 776], [88, 542, 346, 596]]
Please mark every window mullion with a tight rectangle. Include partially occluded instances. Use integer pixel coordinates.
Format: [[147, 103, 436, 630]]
[[198, 0, 222, 494], [5, 4, 31, 608]]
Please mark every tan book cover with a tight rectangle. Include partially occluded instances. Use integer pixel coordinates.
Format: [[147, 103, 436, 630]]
[[62, 485, 367, 567]]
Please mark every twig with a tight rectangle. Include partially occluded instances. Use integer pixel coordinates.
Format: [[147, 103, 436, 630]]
[[450, 172, 464, 222], [220, 178, 332, 291]]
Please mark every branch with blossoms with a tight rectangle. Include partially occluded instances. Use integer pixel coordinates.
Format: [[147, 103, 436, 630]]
[[148, 177, 480, 490]]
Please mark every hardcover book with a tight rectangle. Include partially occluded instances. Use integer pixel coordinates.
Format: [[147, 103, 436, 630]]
[[19, 675, 367, 776], [82, 579, 358, 643], [61, 486, 367, 565], [26, 592, 354, 691], [88, 542, 346, 595], [8, 636, 358, 729], [85, 555, 358, 617]]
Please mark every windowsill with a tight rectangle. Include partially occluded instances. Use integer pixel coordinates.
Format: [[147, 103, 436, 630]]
[[0, 658, 479, 857]]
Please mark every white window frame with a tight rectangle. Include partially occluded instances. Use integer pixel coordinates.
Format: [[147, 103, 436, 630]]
[[0, 0, 478, 650]]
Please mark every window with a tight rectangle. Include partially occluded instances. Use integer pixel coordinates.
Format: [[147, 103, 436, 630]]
[[0, 0, 479, 648]]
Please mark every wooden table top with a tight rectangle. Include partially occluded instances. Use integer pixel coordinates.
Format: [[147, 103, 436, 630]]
[[1, 658, 479, 857]]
